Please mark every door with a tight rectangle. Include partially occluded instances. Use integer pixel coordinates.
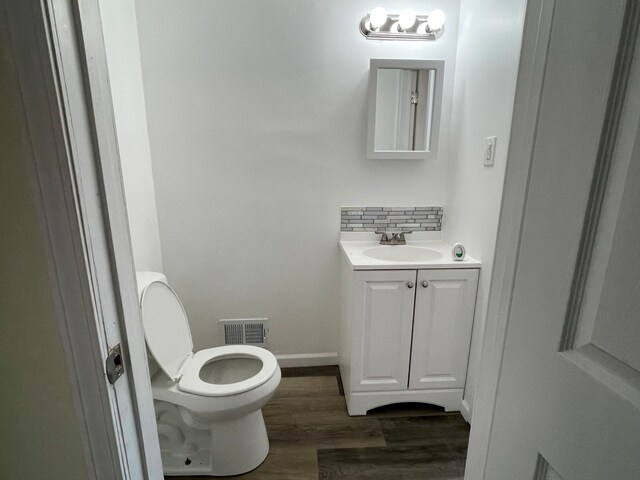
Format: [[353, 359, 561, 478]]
[[1, 1, 162, 478], [353, 270, 417, 392], [409, 269, 478, 390], [475, 0, 640, 478]]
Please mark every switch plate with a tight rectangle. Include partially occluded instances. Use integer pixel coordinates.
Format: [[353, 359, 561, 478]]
[[484, 136, 497, 166]]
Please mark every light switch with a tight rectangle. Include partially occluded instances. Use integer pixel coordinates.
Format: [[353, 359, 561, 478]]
[[484, 136, 497, 166]]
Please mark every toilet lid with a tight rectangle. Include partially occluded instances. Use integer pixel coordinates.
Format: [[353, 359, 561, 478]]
[[141, 281, 193, 380]]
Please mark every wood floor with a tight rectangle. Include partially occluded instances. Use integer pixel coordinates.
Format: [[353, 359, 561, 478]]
[[168, 366, 469, 479]]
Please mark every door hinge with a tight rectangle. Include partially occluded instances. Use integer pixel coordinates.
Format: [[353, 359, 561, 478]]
[[106, 344, 125, 384], [410, 90, 419, 104]]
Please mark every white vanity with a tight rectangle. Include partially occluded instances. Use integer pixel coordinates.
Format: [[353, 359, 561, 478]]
[[339, 236, 480, 416]]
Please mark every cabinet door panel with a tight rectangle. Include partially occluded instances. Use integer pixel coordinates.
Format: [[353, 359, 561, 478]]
[[409, 269, 479, 390], [353, 270, 416, 392]]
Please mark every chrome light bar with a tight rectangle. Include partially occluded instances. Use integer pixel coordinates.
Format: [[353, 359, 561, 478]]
[[359, 8, 445, 41]]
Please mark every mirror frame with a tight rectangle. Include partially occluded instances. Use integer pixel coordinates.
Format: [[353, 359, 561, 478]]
[[367, 59, 445, 160]]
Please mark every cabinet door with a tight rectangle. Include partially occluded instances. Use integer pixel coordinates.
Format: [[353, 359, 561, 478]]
[[409, 269, 479, 390], [352, 270, 417, 392]]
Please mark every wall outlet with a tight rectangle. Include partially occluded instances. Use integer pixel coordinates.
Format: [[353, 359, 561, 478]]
[[484, 136, 497, 166]]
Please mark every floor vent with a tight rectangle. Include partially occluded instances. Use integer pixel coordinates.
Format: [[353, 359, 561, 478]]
[[220, 318, 268, 348]]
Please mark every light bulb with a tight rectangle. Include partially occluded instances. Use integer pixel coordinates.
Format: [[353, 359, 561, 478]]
[[427, 9, 446, 31], [398, 9, 417, 30], [370, 7, 388, 29]]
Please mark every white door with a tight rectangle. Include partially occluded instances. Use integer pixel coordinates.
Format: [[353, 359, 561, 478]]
[[2, 1, 163, 478], [409, 269, 478, 390], [476, 0, 640, 478], [353, 270, 417, 392]]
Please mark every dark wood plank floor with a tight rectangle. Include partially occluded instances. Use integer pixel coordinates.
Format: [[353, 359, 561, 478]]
[[167, 366, 469, 479]]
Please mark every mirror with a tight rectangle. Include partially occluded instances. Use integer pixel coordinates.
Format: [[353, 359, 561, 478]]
[[367, 59, 445, 160]]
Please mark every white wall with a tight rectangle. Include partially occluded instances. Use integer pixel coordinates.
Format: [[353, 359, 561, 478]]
[[0, 46, 87, 480], [99, 0, 163, 273], [135, 0, 461, 354], [443, 0, 527, 418]]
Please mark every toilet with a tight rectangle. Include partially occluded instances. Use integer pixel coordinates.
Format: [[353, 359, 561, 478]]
[[136, 272, 281, 477]]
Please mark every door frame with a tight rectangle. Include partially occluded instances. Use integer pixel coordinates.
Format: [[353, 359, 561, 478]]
[[1, 1, 162, 478], [463, 0, 553, 476]]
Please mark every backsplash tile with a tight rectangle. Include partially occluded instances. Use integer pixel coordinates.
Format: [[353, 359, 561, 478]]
[[340, 206, 443, 232]]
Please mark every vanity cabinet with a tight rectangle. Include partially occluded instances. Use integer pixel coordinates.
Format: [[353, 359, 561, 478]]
[[340, 263, 479, 416]]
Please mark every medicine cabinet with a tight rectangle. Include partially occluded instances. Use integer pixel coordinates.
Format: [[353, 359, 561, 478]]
[[367, 59, 445, 160]]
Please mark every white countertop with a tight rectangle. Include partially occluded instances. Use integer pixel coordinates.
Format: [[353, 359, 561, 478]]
[[339, 238, 481, 271]]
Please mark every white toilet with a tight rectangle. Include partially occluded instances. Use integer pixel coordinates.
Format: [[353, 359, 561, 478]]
[[136, 272, 281, 477]]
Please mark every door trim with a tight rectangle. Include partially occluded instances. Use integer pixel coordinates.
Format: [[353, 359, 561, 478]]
[[67, 2, 163, 476], [0, 1, 162, 478], [464, 0, 556, 478]]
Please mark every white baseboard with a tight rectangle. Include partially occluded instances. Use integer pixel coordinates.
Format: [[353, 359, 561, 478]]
[[275, 352, 339, 368], [460, 398, 471, 423]]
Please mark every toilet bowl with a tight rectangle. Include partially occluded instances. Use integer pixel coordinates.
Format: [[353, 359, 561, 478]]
[[136, 272, 281, 477]]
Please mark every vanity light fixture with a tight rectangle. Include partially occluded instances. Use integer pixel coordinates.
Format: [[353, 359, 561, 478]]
[[360, 7, 446, 40]]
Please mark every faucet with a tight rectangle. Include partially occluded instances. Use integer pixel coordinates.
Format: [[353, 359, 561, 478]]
[[376, 230, 412, 245]]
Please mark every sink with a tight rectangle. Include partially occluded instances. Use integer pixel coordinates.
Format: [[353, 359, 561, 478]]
[[363, 246, 442, 262]]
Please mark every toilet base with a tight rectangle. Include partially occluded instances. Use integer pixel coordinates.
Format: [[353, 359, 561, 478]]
[[155, 401, 270, 476]]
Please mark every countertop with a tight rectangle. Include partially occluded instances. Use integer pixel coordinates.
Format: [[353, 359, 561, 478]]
[[339, 239, 482, 271]]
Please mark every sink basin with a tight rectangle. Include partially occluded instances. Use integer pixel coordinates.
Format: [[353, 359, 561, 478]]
[[363, 246, 442, 262]]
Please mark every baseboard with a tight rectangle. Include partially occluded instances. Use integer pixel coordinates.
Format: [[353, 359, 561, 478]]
[[460, 398, 471, 424], [275, 352, 339, 368]]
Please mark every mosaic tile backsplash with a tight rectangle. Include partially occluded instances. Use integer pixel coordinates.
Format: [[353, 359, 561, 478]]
[[341, 206, 443, 232]]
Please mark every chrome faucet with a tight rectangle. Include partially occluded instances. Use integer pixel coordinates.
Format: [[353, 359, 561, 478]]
[[376, 230, 412, 245]]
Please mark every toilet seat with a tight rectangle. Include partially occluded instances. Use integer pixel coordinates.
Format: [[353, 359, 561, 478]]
[[178, 345, 278, 397], [140, 277, 277, 397]]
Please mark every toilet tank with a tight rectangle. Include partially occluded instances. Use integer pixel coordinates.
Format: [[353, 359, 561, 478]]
[[136, 271, 168, 299]]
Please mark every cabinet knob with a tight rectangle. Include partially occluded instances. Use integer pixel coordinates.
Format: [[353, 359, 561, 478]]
[[422, 281, 429, 288], [406, 281, 414, 289]]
